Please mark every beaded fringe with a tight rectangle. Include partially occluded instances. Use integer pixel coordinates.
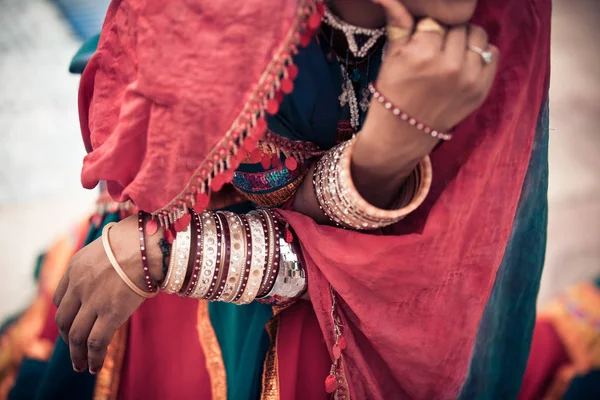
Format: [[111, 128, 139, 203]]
[[148, 0, 325, 231]]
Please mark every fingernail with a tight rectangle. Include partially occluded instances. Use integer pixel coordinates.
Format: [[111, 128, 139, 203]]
[[89, 369, 98, 375], [72, 363, 83, 373]]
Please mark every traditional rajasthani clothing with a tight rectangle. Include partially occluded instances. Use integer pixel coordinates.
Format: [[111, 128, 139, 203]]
[[2, 0, 558, 399]]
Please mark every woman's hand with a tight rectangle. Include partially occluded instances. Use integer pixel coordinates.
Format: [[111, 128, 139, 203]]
[[351, 0, 499, 207], [52, 215, 164, 374]]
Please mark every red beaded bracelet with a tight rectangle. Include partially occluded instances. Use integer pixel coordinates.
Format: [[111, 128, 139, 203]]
[[368, 83, 453, 141]]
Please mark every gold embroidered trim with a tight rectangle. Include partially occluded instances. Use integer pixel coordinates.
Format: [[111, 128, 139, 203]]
[[93, 322, 129, 400], [236, 174, 305, 208], [197, 301, 227, 400], [261, 310, 282, 400]]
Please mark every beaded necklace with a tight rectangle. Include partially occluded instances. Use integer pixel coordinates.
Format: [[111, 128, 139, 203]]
[[322, 6, 386, 131]]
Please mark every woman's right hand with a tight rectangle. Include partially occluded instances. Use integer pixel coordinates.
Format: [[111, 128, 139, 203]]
[[368, 0, 499, 135]]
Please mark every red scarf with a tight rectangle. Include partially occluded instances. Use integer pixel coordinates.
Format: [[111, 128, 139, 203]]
[[79, 0, 551, 398]]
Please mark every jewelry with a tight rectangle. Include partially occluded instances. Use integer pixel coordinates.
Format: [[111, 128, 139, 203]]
[[237, 213, 267, 304], [232, 214, 253, 303], [415, 17, 446, 36], [190, 213, 218, 300], [368, 83, 453, 140], [219, 213, 246, 302], [256, 210, 278, 297], [323, 7, 385, 58], [102, 222, 158, 299], [339, 64, 362, 130], [181, 212, 203, 297], [468, 45, 493, 65], [386, 25, 410, 42], [208, 213, 229, 300], [138, 212, 157, 293], [257, 237, 306, 306], [314, 137, 433, 230], [161, 215, 191, 294]]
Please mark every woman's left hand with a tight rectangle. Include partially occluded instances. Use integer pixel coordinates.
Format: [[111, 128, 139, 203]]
[[52, 215, 163, 374]]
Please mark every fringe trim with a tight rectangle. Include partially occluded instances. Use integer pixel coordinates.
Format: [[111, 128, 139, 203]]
[[150, 0, 325, 228]]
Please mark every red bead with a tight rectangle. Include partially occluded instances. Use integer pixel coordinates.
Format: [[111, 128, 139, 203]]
[[250, 149, 263, 163], [275, 90, 284, 103], [145, 219, 159, 236], [281, 78, 294, 94], [325, 375, 337, 393], [287, 64, 299, 79], [284, 228, 293, 244], [285, 157, 298, 171], [194, 192, 210, 213], [333, 344, 341, 360], [261, 154, 271, 170], [338, 336, 347, 350], [266, 98, 280, 115], [308, 13, 322, 30]]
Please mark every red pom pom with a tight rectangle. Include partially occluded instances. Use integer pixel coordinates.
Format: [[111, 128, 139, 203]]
[[284, 228, 293, 244], [287, 64, 299, 79], [338, 336, 347, 350], [210, 175, 225, 192], [300, 30, 313, 47], [333, 344, 341, 360], [275, 90, 284, 103], [243, 136, 258, 152], [164, 228, 174, 244], [325, 375, 337, 393], [194, 192, 210, 213], [316, 2, 325, 16], [281, 78, 294, 94], [261, 154, 272, 170], [179, 212, 192, 228], [308, 13, 322, 30], [284, 157, 298, 171], [254, 117, 267, 135], [250, 149, 263, 163], [222, 169, 234, 183], [266, 98, 280, 115], [145, 219, 158, 236]]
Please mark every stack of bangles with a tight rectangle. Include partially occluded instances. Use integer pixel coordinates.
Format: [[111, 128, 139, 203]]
[[101, 209, 306, 305], [313, 138, 433, 230]]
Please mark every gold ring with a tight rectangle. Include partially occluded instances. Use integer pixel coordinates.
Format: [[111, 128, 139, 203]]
[[415, 18, 446, 36], [386, 25, 411, 42]]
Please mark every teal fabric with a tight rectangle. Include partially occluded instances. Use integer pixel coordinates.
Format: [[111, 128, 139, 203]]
[[9, 213, 121, 400], [69, 34, 100, 74], [458, 100, 550, 399]]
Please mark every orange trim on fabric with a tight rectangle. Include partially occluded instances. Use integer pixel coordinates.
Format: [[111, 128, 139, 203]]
[[196, 301, 227, 400], [93, 323, 129, 400]]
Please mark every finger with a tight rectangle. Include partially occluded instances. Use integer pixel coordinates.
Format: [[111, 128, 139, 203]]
[[54, 289, 81, 344], [68, 307, 97, 373], [443, 25, 468, 67], [372, 0, 414, 46], [479, 44, 501, 93], [465, 24, 489, 74], [53, 272, 69, 308], [87, 318, 117, 375], [411, 18, 446, 52]]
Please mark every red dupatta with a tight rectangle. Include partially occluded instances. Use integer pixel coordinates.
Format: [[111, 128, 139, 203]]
[[79, 0, 551, 398]]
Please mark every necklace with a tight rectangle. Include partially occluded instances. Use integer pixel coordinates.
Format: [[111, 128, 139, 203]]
[[322, 7, 386, 131]]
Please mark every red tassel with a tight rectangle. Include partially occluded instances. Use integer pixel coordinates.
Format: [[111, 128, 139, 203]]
[[164, 229, 174, 244], [287, 64, 299, 80], [281, 78, 294, 94], [325, 375, 337, 393], [266, 98, 280, 115], [333, 344, 341, 360], [178, 212, 192, 228], [308, 12, 322, 30], [284, 157, 298, 171], [316, 2, 325, 16], [210, 175, 225, 192], [284, 228, 294, 244], [222, 169, 234, 183], [253, 117, 267, 135], [338, 335, 347, 350], [145, 219, 158, 236], [194, 192, 210, 213], [275, 90, 284, 103], [300, 30, 313, 47], [250, 149, 263, 163], [261, 154, 272, 170]]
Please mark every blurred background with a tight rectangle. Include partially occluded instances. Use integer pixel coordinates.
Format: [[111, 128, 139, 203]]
[[0, 0, 598, 376]]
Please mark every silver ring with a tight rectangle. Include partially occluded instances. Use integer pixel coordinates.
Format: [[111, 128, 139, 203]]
[[468, 45, 493, 65]]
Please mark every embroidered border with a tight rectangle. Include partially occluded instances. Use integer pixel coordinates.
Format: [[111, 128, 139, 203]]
[[93, 323, 129, 400], [197, 301, 227, 400]]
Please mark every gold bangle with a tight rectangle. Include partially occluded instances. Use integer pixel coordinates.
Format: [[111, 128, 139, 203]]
[[102, 223, 158, 299]]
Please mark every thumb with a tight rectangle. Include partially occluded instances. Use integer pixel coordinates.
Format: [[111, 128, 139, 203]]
[[372, 0, 414, 44]]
